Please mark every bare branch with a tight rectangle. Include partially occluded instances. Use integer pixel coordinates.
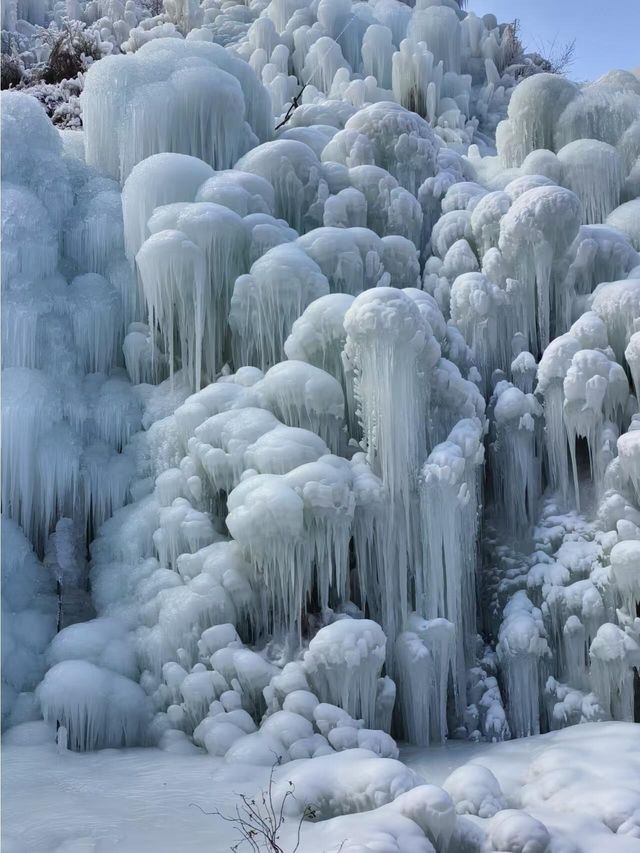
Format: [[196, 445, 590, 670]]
[[275, 84, 307, 131]]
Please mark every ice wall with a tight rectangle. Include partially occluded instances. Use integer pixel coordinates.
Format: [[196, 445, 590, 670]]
[[2, 0, 640, 759]]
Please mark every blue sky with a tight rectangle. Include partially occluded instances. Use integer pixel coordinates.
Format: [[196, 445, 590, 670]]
[[467, 0, 640, 82]]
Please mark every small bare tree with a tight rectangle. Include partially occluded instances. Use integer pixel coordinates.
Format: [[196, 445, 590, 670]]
[[191, 757, 317, 852], [502, 18, 576, 80]]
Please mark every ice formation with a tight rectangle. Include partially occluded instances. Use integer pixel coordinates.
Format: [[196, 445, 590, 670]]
[[2, 1, 640, 847]]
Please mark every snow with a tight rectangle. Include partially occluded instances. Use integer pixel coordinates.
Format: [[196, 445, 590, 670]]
[[3, 722, 640, 851]]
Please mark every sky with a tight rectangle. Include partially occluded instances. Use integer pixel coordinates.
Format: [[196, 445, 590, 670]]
[[467, 0, 640, 83]]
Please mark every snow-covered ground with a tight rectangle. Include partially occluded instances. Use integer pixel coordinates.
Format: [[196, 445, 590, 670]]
[[3, 721, 640, 852]]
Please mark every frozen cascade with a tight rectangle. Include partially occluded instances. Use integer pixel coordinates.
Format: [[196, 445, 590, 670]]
[[3, 0, 640, 778]]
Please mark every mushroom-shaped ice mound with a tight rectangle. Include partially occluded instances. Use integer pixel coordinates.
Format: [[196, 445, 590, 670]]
[[136, 229, 207, 390], [488, 809, 552, 853], [195, 169, 275, 216], [498, 185, 582, 353], [243, 212, 298, 265], [562, 348, 629, 507], [253, 360, 345, 452], [450, 272, 506, 389], [496, 73, 579, 166], [235, 140, 326, 233], [37, 660, 151, 751], [536, 332, 582, 496], [345, 165, 423, 246], [121, 153, 215, 264], [227, 458, 355, 632], [230, 244, 330, 371], [442, 238, 479, 282], [610, 541, 640, 612], [590, 279, 640, 364], [442, 763, 507, 818], [554, 73, 640, 151], [226, 474, 304, 628], [166, 202, 248, 378], [557, 139, 624, 224], [490, 383, 542, 536], [563, 349, 629, 425], [1, 92, 73, 231], [520, 149, 564, 183], [590, 623, 640, 721], [284, 293, 355, 382], [331, 102, 439, 195], [430, 210, 473, 260], [174, 380, 260, 449], [441, 182, 488, 214], [244, 425, 330, 475], [295, 226, 384, 295], [625, 332, 640, 400], [1, 185, 59, 281], [383, 235, 422, 289], [470, 190, 511, 256], [497, 591, 550, 737], [511, 351, 537, 394], [344, 287, 427, 493], [188, 407, 280, 494], [607, 200, 640, 250], [47, 617, 137, 681], [303, 619, 387, 727], [81, 38, 270, 182], [617, 428, 640, 500]]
